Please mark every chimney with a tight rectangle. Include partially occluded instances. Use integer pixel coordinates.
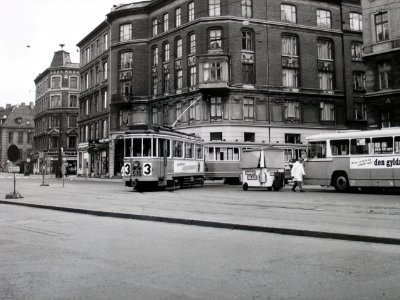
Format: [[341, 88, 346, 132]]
[[6, 104, 11, 109], [29, 102, 34, 109], [21, 102, 26, 106]]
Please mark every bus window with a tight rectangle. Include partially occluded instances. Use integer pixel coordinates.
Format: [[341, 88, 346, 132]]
[[143, 138, 152, 157], [185, 142, 194, 158], [124, 138, 132, 157], [132, 138, 142, 157], [308, 141, 326, 159], [372, 137, 393, 154], [173, 140, 183, 158], [207, 147, 215, 161], [158, 138, 171, 158], [331, 139, 349, 156], [196, 144, 203, 160], [395, 136, 400, 153], [350, 138, 370, 155]]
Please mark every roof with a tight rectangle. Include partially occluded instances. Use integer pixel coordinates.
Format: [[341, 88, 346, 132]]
[[306, 128, 400, 141], [2, 104, 35, 129]]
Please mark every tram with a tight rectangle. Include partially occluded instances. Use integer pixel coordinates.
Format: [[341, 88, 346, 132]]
[[205, 141, 307, 184], [122, 125, 205, 190]]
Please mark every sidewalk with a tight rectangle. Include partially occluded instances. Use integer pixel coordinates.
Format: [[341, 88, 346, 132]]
[[1, 176, 400, 245]]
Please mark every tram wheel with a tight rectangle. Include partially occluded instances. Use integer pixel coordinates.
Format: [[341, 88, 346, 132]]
[[333, 172, 350, 192], [242, 183, 248, 191]]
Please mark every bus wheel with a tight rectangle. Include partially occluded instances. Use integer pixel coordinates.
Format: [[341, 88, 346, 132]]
[[267, 187, 272, 191], [242, 183, 248, 191], [333, 172, 349, 192]]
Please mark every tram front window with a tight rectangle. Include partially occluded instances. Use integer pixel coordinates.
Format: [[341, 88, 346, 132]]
[[173, 140, 183, 158], [132, 138, 141, 157], [125, 139, 132, 157]]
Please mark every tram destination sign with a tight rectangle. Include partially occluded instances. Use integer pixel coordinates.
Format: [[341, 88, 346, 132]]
[[350, 156, 400, 169]]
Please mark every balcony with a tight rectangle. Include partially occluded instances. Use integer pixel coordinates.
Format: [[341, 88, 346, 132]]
[[363, 38, 400, 56], [111, 94, 147, 104]]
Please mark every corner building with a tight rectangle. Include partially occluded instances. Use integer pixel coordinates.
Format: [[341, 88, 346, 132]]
[[78, 0, 364, 177], [361, 0, 400, 128]]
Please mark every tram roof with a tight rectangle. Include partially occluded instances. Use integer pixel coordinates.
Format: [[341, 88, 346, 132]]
[[306, 127, 400, 141], [125, 124, 203, 141]]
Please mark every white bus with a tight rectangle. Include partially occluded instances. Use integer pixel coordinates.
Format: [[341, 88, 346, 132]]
[[304, 128, 400, 192]]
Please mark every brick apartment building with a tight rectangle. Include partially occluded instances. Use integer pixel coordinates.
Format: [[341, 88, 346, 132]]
[[33, 47, 79, 176], [361, 0, 400, 128], [77, 0, 364, 177], [0, 103, 34, 173]]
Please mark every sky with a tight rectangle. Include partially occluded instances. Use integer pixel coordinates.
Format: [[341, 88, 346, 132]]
[[0, 0, 142, 108]]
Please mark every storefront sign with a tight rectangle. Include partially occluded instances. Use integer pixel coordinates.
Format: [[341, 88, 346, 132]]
[[350, 156, 400, 169]]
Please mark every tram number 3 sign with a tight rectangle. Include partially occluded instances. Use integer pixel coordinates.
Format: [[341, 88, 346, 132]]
[[143, 163, 152, 176]]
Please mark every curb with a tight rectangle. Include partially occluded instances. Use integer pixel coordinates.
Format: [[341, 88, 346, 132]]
[[1, 200, 400, 246]]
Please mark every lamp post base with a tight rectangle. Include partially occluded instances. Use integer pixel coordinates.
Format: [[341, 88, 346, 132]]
[[5, 192, 23, 199]]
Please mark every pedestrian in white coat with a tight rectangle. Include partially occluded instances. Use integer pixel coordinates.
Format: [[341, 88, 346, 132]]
[[291, 158, 305, 192]]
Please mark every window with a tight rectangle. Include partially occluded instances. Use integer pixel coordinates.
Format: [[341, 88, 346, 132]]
[[51, 115, 60, 128], [175, 8, 181, 27], [102, 90, 108, 109], [163, 70, 170, 93], [204, 62, 222, 81], [68, 136, 77, 148], [120, 24, 132, 42], [51, 76, 61, 89], [121, 81, 132, 96], [209, 0, 220, 16], [185, 143, 194, 158], [103, 61, 108, 80], [103, 120, 108, 138], [308, 141, 327, 158], [50, 95, 62, 108], [188, 2, 195, 21], [189, 33, 196, 54], [317, 9, 331, 29], [317, 39, 332, 60], [242, 0, 252, 18], [164, 43, 170, 62], [285, 133, 301, 144], [210, 97, 222, 120], [70, 76, 78, 89], [163, 13, 169, 32], [210, 132, 222, 141], [176, 70, 183, 90], [378, 62, 391, 90], [354, 102, 367, 120], [350, 138, 370, 155], [103, 33, 108, 51], [173, 140, 183, 158], [353, 71, 365, 91], [284, 100, 300, 119], [242, 30, 253, 51], [176, 102, 182, 122], [375, 12, 389, 42], [68, 115, 77, 128], [331, 139, 349, 156], [8, 132, 13, 143], [209, 29, 222, 50], [69, 95, 78, 107], [244, 132, 255, 142], [281, 4, 296, 23], [381, 112, 391, 128], [351, 42, 363, 61], [350, 12, 363, 31], [318, 72, 333, 90], [189, 99, 197, 120], [282, 35, 298, 56], [196, 144, 203, 159], [17, 132, 23, 144], [152, 47, 158, 66], [152, 77, 158, 96], [120, 51, 133, 69], [243, 98, 254, 120], [176, 38, 182, 58], [242, 64, 255, 84], [320, 102, 334, 121], [372, 137, 393, 154], [152, 107, 158, 125], [86, 47, 90, 63], [282, 68, 298, 87], [152, 19, 158, 36]]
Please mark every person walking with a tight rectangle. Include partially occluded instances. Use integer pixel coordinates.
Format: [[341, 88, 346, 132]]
[[291, 158, 305, 192]]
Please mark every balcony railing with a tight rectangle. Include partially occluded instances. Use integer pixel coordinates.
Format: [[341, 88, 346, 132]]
[[363, 38, 400, 55]]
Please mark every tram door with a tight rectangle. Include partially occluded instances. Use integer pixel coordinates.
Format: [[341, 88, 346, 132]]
[[158, 138, 168, 181]]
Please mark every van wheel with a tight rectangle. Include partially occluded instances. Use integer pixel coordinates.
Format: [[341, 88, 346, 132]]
[[242, 183, 248, 191], [333, 172, 349, 192]]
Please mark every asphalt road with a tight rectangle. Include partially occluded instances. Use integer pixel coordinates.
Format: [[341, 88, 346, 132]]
[[1, 204, 399, 300]]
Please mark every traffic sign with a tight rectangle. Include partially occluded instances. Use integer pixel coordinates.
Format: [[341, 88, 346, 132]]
[[8, 166, 20, 173], [7, 145, 19, 162]]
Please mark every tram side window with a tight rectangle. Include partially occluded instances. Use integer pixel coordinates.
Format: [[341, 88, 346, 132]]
[[124, 138, 132, 157], [371, 137, 393, 154], [143, 138, 152, 157], [173, 140, 183, 158], [158, 138, 171, 157], [284, 149, 293, 162], [308, 141, 326, 159], [132, 138, 142, 156], [330, 139, 349, 156], [196, 144, 203, 159], [207, 147, 215, 161], [395, 136, 400, 153], [185, 142, 194, 158], [350, 138, 370, 155]]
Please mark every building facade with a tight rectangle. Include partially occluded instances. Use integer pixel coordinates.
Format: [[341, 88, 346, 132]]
[[361, 0, 400, 128], [77, 0, 364, 177], [0, 103, 34, 173], [33, 48, 80, 176]]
